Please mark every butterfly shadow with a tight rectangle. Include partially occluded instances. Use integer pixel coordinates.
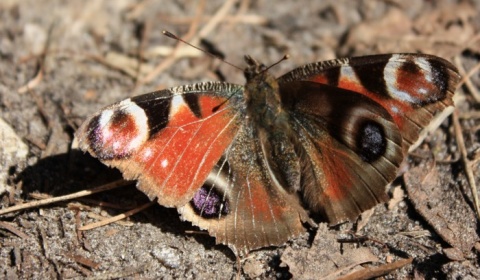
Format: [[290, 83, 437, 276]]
[[14, 149, 236, 260]]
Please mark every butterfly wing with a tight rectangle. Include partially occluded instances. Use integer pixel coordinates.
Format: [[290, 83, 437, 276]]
[[278, 54, 459, 224], [279, 54, 459, 153], [76, 82, 244, 207], [76, 53, 459, 253], [179, 123, 309, 253], [76, 81, 309, 253]]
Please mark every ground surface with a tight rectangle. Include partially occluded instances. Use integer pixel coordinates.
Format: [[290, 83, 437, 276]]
[[1, 0, 480, 279]]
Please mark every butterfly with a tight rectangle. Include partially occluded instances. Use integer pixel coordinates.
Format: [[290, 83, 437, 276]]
[[76, 53, 459, 254]]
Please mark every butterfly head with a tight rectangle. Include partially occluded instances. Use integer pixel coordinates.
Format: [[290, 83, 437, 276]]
[[243, 55, 268, 79], [243, 55, 280, 96]]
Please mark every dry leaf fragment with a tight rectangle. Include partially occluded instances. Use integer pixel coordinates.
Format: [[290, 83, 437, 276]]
[[281, 224, 378, 280], [404, 164, 478, 256]]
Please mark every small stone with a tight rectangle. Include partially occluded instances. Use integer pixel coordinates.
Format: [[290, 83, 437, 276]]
[[243, 258, 264, 279], [151, 246, 181, 269]]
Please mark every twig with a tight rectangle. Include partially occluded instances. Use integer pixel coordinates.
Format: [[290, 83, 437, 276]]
[[141, 0, 237, 84], [78, 200, 156, 231], [196, 0, 236, 39], [17, 23, 54, 93], [0, 180, 131, 216], [458, 60, 480, 89], [408, 106, 454, 152], [458, 111, 480, 120], [455, 56, 480, 103], [336, 258, 413, 280], [86, 212, 134, 226], [17, 70, 44, 94], [453, 109, 480, 219], [67, 253, 100, 269], [140, 0, 206, 84], [0, 221, 29, 239], [160, 14, 266, 26]]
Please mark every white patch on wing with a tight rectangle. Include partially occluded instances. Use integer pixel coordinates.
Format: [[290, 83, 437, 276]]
[[142, 147, 153, 160], [389, 104, 400, 115], [120, 99, 149, 151], [98, 109, 114, 139], [384, 55, 415, 103], [414, 57, 433, 83], [340, 65, 361, 85], [413, 57, 434, 97], [418, 88, 427, 95], [97, 98, 149, 156], [170, 94, 187, 117]]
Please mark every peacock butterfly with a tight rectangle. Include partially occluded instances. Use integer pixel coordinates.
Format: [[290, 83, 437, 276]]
[[75, 53, 459, 254]]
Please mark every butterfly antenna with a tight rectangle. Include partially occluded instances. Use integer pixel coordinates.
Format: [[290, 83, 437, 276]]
[[162, 30, 243, 71], [263, 54, 290, 73]]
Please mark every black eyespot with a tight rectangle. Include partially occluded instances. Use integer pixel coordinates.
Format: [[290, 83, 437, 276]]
[[356, 121, 386, 163], [190, 186, 229, 218]]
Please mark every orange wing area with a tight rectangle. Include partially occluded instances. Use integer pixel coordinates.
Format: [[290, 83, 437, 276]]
[[116, 95, 240, 207], [178, 124, 310, 253], [310, 69, 416, 130], [76, 90, 242, 208], [76, 83, 310, 252], [279, 54, 458, 153], [279, 81, 403, 224]]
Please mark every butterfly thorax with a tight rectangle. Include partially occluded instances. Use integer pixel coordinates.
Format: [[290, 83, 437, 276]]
[[243, 55, 302, 193], [243, 55, 282, 125]]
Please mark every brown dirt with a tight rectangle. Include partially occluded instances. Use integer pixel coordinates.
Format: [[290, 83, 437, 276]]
[[1, 0, 479, 279]]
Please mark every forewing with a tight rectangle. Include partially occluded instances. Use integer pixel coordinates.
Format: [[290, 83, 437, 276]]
[[76, 82, 243, 207], [77, 81, 309, 252], [279, 54, 459, 153]]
